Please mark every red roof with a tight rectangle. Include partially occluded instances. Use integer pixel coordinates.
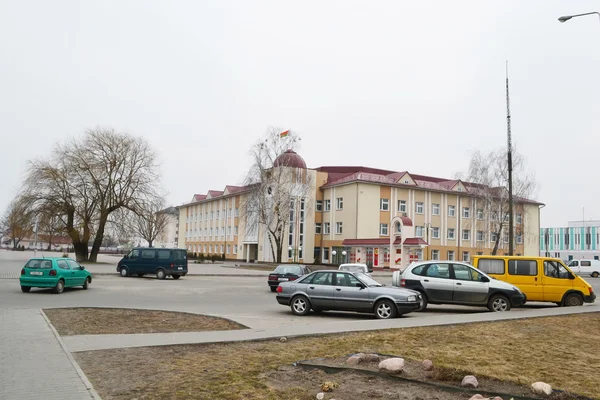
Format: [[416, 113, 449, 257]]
[[273, 150, 307, 169], [207, 190, 224, 198], [403, 238, 428, 246], [192, 194, 207, 202], [399, 216, 413, 226]]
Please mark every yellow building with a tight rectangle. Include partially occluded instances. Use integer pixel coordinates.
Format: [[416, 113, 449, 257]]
[[177, 150, 542, 269]]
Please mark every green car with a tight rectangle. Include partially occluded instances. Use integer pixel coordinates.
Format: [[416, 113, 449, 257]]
[[19, 257, 93, 294]]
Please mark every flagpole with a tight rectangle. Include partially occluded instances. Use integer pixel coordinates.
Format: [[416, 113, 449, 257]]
[[506, 61, 514, 256]]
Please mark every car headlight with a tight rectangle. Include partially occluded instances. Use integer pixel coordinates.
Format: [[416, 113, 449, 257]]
[[407, 295, 417, 302]]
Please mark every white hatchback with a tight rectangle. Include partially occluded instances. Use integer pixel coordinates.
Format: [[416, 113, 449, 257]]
[[338, 263, 372, 276]]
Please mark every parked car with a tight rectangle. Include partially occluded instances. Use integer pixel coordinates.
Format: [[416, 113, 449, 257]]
[[268, 264, 311, 292], [471, 255, 595, 307], [392, 260, 525, 312], [338, 263, 372, 276], [117, 248, 188, 279], [19, 257, 92, 294], [566, 259, 600, 278], [276, 270, 421, 319]]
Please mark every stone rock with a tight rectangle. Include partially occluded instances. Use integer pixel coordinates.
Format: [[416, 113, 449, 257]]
[[378, 357, 405, 374], [346, 356, 361, 366], [279, 337, 287, 343], [316, 393, 325, 400], [531, 382, 552, 396], [422, 359, 434, 371], [461, 375, 479, 388], [321, 381, 338, 392], [468, 395, 485, 400], [357, 353, 380, 363], [493, 397, 504, 400]]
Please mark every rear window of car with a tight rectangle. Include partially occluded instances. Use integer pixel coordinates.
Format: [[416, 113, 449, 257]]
[[25, 259, 53, 269], [478, 259, 505, 274], [274, 265, 304, 275], [411, 265, 426, 276], [173, 250, 186, 260], [340, 265, 365, 273]]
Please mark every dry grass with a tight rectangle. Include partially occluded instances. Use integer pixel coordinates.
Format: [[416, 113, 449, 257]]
[[74, 313, 600, 400], [43, 307, 247, 336]]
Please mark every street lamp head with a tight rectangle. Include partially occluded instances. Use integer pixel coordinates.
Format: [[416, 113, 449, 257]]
[[298, 246, 302, 251], [342, 251, 347, 256], [331, 250, 337, 256], [558, 15, 573, 22], [288, 246, 292, 251]]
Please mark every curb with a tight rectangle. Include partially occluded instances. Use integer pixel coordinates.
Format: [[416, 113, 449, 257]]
[[40, 309, 102, 400]]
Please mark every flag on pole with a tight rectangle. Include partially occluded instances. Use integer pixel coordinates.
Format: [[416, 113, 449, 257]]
[[279, 130, 289, 138]]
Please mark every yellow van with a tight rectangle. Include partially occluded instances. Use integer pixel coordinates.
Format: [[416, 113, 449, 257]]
[[471, 256, 595, 307]]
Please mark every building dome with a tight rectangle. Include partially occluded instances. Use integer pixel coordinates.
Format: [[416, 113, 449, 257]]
[[273, 149, 307, 169]]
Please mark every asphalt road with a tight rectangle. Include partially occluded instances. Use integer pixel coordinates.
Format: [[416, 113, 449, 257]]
[[2, 250, 599, 330]]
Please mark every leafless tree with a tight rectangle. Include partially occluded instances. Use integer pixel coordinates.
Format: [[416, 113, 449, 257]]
[[459, 148, 536, 255], [131, 198, 171, 248], [20, 128, 161, 262], [241, 127, 313, 263], [1, 197, 34, 249]]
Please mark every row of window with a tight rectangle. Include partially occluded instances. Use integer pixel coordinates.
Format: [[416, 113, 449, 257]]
[[315, 199, 523, 223], [186, 208, 240, 223], [544, 231, 600, 249], [186, 226, 239, 239], [187, 244, 238, 255], [479, 259, 570, 278], [315, 222, 344, 234]]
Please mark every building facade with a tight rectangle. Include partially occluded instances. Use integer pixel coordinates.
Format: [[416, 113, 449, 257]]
[[178, 151, 542, 269], [540, 220, 600, 262]]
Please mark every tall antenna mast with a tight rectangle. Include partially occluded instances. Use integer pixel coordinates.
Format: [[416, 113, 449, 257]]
[[506, 62, 514, 256]]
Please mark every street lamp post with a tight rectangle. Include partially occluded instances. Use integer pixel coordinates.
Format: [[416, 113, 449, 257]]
[[342, 250, 347, 264], [558, 12, 600, 24], [331, 250, 337, 265]]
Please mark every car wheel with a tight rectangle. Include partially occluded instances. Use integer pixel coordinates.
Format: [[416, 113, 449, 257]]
[[488, 294, 511, 312], [171, 275, 181, 280], [564, 293, 583, 307], [416, 292, 428, 312], [53, 280, 65, 294], [120, 267, 129, 277], [270, 286, 277, 292], [83, 277, 90, 289], [156, 269, 166, 280], [21, 286, 31, 293], [592, 272, 599, 278], [137, 273, 144, 277], [374, 299, 397, 319], [290, 295, 311, 316]]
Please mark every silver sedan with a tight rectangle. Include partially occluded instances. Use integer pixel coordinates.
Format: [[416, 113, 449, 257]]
[[275, 270, 421, 319]]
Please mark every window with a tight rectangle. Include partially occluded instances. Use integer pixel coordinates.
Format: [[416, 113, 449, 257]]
[[310, 272, 333, 285], [380, 223, 388, 236], [544, 260, 570, 279], [227, 245, 231, 254], [139, 249, 154, 259], [157, 250, 171, 260], [477, 231, 484, 241], [447, 228, 455, 240], [221, 245, 224, 253], [431, 227, 440, 239], [508, 260, 537, 276], [315, 223, 322, 234], [477, 209, 484, 220], [462, 251, 470, 262], [432, 203, 440, 215], [316, 200, 323, 211], [216, 210, 219, 219], [582, 260, 592, 267], [324, 247, 330, 261], [56, 260, 69, 270], [431, 250, 439, 260], [448, 205, 455, 217], [336, 197, 344, 210], [516, 233, 523, 244], [462, 229, 470, 240], [415, 226, 424, 237], [426, 263, 451, 278], [234, 245, 238, 254], [416, 202, 424, 214], [398, 200, 406, 213], [463, 207, 470, 218], [453, 264, 474, 280], [335, 273, 362, 287], [516, 213, 522, 224], [324, 200, 331, 211], [504, 234, 509, 243], [447, 251, 455, 261], [336, 222, 343, 234], [411, 265, 427, 275], [380, 198, 389, 211], [323, 222, 331, 234], [491, 232, 498, 242], [234, 226, 239, 235]]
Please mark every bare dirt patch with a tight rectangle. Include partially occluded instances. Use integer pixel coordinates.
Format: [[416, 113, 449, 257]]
[[43, 307, 247, 335], [74, 313, 600, 400]]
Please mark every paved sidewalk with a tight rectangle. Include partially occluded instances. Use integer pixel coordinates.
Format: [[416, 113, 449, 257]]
[[0, 309, 99, 400], [63, 303, 599, 353]]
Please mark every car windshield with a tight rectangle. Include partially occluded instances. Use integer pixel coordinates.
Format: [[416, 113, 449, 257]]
[[25, 259, 53, 269], [355, 273, 382, 287], [273, 265, 304, 275]]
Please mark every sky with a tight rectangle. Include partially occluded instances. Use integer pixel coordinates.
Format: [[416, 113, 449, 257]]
[[1, 0, 599, 228]]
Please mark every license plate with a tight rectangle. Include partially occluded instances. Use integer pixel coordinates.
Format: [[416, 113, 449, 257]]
[[177, 267, 183, 270], [30, 271, 43, 276], [279, 278, 288, 281]]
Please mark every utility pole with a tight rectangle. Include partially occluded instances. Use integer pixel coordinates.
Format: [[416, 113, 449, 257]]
[[506, 62, 514, 256]]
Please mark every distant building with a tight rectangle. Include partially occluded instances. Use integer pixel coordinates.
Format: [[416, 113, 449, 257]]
[[155, 207, 179, 248], [1, 234, 71, 251], [540, 220, 600, 261]]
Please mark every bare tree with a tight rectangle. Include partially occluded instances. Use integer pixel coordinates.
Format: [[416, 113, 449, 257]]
[[459, 148, 536, 255], [38, 211, 64, 251], [131, 198, 171, 248], [241, 127, 313, 263], [20, 128, 161, 262], [1, 198, 34, 249]]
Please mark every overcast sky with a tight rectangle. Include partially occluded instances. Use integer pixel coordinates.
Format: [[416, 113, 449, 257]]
[[1, 1, 599, 227]]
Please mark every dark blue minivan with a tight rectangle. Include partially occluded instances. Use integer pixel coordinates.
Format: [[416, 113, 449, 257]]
[[117, 248, 188, 279]]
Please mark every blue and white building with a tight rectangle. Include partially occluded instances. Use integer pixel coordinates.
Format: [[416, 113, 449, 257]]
[[540, 220, 600, 262]]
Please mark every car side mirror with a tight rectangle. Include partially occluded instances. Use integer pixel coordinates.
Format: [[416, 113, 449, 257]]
[[80, 266, 85, 270], [355, 283, 365, 289], [124, 254, 129, 259], [480, 276, 490, 283], [368, 268, 373, 273], [569, 273, 575, 280]]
